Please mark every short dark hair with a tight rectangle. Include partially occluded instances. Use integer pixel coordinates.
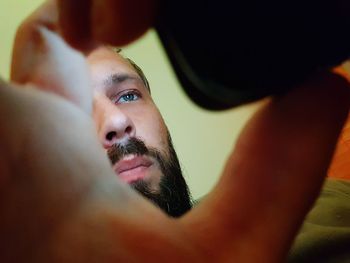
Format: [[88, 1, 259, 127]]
[[112, 47, 151, 94]]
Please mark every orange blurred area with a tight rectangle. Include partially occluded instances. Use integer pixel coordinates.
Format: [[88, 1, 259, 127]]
[[328, 63, 350, 180]]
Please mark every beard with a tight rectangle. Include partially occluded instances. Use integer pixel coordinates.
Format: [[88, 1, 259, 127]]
[[107, 136, 192, 217]]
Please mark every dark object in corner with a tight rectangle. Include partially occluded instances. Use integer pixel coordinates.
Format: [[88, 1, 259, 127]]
[[156, 0, 350, 110]]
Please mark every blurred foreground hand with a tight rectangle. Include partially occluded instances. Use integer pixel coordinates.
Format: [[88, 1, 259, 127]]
[[1, 1, 350, 262]]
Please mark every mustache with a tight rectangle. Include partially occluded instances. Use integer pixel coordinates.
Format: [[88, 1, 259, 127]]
[[107, 137, 152, 165]]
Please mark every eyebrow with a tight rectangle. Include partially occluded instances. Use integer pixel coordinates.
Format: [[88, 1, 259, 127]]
[[103, 73, 140, 87]]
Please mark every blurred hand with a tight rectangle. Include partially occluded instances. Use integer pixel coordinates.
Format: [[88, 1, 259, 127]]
[[57, 0, 157, 49], [1, 1, 350, 262]]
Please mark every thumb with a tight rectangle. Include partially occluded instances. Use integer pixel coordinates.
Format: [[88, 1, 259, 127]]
[[11, 1, 92, 114]]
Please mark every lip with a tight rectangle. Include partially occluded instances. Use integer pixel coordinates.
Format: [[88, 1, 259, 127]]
[[113, 155, 153, 183]]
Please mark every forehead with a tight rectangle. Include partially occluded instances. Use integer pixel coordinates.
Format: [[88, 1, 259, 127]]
[[88, 47, 129, 66], [87, 47, 140, 83]]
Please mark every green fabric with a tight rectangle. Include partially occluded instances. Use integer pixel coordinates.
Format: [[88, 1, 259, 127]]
[[288, 179, 350, 263], [194, 179, 350, 262]]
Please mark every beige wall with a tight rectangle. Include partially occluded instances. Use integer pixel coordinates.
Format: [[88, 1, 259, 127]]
[[0, 1, 259, 199]]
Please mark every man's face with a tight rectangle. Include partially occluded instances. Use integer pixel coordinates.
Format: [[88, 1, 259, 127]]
[[87, 47, 191, 217]]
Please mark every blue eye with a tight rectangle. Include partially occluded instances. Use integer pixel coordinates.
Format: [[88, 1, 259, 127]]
[[117, 92, 140, 103]]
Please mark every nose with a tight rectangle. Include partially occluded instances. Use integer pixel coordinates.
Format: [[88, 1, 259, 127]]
[[94, 95, 136, 148]]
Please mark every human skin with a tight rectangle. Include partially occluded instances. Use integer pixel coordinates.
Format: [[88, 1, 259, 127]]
[[57, 0, 158, 48], [11, 3, 181, 192], [2, 1, 350, 262], [88, 46, 171, 189], [55, 0, 350, 53]]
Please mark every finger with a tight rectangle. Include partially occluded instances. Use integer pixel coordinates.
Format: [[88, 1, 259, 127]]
[[56, 0, 94, 50], [11, 0, 57, 81], [91, 0, 157, 46], [58, 0, 157, 47], [0, 78, 12, 189], [183, 72, 350, 262], [11, 2, 92, 114]]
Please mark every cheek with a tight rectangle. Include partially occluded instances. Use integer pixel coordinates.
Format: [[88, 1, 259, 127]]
[[91, 96, 106, 137], [132, 107, 169, 152]]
